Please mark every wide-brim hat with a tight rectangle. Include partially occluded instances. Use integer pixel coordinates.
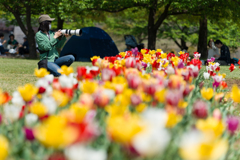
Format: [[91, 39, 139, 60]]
[[38, 14, 55, 24]]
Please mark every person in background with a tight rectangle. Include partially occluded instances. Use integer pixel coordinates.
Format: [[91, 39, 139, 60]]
[[18, 37, 29, 57], [0, 33, 8, 55], [208, 39, 219, 59], [215, 40, 231, 64], [7, 34, 18, 50], [36, 14, 75, 77]]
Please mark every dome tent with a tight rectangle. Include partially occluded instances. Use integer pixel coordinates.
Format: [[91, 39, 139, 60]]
[[60, 27, 119, 61]]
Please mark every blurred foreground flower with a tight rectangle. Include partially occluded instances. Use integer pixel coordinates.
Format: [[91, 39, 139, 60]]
[[34, 116, 78, 148], [179, 131, 228, 160], [65, 144, 106, 160], [231, 85, 240, 103], [0, 135, 9, 160]]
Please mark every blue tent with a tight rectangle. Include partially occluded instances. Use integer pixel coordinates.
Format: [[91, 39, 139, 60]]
[[60, 27, 119, 61]]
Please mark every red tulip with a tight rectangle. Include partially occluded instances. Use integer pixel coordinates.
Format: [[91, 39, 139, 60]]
[[192, 100, 208, 119], [229, 64, 235, 72]]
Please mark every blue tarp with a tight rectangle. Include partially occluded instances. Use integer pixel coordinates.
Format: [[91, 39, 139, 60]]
[[60, 27, 119, 61]]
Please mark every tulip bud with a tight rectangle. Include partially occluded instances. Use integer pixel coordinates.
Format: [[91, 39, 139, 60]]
[[192, 100, 208, 118]]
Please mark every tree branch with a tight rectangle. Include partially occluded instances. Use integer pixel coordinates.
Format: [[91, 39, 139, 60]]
[[87, 2, 146, 13], [2, 2, 27, 34], [154, 2, 172, 30]]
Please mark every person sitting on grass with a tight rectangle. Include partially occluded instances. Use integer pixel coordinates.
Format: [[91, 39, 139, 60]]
[[215, 40, 231, 65], [0, 33, 8, 55], [7, 34, 18, 50], [36, 14, 75, 77], [208, 39, 219, 59], [18, 37, 29, 57]]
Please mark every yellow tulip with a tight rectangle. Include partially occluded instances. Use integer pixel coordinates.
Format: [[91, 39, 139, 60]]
[[34, 68, 50, 78], [18, 84, 38, 102], [34, 116, 78, 148], [52, 90, 69, 107], [166, 112, 182, 128], [156, 49, 162, 53], [178, 51, 185, 55], [231, 85, 240, 103], [58, 65, 74, 76], [0, 135, 8, 160], [90, 56, 100, 61], [81, 81, 98, 94], [196, 117, 225, 137], [180, 135, 228, 160], [161, 53, 167, 59], [107, 114, 143, 144], [154, 89, 166, 103], [29, 102, 48, 117], [200, 87, 214, 100], [119, 52, 126, 58], [69, 103, 89, 123]]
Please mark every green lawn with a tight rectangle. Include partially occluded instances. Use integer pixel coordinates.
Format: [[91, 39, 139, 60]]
[[0, 58, 91, 94], [1, 57, 240, 94]]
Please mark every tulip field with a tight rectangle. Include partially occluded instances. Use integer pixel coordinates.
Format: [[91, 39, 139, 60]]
[[0, 49, 240, 160]]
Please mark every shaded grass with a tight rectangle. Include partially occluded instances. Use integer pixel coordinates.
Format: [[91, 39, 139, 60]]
[[0, 58, 91, 94]]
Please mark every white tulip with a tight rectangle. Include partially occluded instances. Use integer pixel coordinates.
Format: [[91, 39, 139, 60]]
[[11, 91, 25, 107], [25, 113, 38, 126], [41, 97, 57, 114], [65, 144, 107, 160], [203, 72, 210, 79], [132, 127, 170, 157], [4, 104, 21, 122]]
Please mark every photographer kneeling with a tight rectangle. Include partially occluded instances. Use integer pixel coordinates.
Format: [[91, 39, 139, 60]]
[[36, 14, 75, 77]]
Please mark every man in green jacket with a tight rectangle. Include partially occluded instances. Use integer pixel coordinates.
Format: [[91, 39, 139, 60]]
[[36, 14, 75, 76]]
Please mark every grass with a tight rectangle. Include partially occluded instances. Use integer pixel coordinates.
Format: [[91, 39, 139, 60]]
[[1, 57, 240, 94], [0, 58, 91, 94]]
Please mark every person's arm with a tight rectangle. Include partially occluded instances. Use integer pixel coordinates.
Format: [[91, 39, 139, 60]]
[[36, 32, 59, 52], [212, 41, 217, 50], [55, 36, 66, 49]]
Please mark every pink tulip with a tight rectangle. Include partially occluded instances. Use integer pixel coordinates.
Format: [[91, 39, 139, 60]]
[[101, 68, 116, 81], [131, 94, 142, 106], [125, 57, 136, 68], [127, 75, 142, 89], [213, 108, 222, 120], [24, 127, 35, 141], [227, 117, 239, 134], [166, 90, 182, 106]]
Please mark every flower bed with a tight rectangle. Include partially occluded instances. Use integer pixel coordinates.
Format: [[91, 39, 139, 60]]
[[0, 49, 239, 160]]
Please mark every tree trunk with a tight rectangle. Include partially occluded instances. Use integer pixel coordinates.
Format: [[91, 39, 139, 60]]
[[147, 2, 171, 50], [197, 17, 208, 59], [181, 38, 187, 50], [27, 29, 37, 59], [147, 0, 157, 50], [57, 16, 64, 29]]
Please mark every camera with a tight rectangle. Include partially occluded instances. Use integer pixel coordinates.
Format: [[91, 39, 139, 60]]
[[61, 29, 82, 36]]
